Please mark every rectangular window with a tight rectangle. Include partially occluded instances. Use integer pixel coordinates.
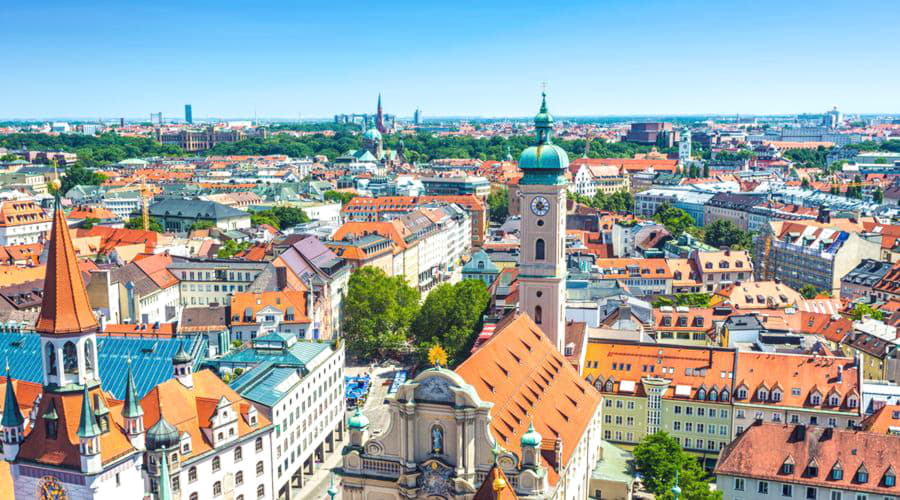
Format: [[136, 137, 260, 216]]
[[806, 487, 816, 499], [734, 478, 745, 491], [782, 484, 793, 497], [758, 481, 769, 494]]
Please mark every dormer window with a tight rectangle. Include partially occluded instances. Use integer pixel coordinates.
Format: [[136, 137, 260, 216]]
[[847, 395, 858, 408], [806, 459, 819, 477], [828, 394, 840, 406], [782, 458, 795, 475], [856, 465, 869, 484], [757, 389, 769, 401], [831, 462, 843, 480], [771, 389, 782, 402], [720, 389, 730, 401], [708, 389, 718, 401], [736, 388, 747, 400], [885, 467, 897, 487], [697, 388, 707, 400]]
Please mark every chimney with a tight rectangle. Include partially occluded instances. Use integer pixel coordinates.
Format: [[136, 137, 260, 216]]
[[836, 365, 843, 383], [275, 266, 288, 290]]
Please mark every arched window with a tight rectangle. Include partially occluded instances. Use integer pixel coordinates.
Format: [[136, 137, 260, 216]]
[[188, 467, 197, 483], [697, 388, 707, 400], [256, 485, 265, 499], [84, 339, 95, 374], [255, 437, 263, 452], [605, 379, 614, 392], [212, 456, 220, 472], [190, 494, 198, 500], [478, 261, 484, 270], [234, 446, 242, 462], [720, 389, 729, 401], [534, 305, 542, 324], [63, 342, 78, 374], [213, 482, 222, 497], [535, 239, 545, 260], [256, 461, 264, 476], [430, 425, 444, 454], [236, 471, 243, 486], [708, 389, 718, 401], [45, 343, 57, 375]]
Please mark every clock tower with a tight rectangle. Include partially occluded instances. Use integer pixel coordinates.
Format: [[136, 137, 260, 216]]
[[517, 93, 569, 352]]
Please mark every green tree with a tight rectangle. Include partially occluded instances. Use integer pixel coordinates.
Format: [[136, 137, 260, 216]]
[[216, 239, 251, 258], [850, 303, 884, 321], [873, 187, 884, 203], [653, 203, 696, 236], [487, 188, 510, 223], [800, 284, 821, 299], [81, 217, 99, 230], [702, 163, 710, 177], [249, 206, 310, 230], [342, 267, 420, 359], [190, 220, 215, 231], [0, 153, 18, 162], [323, 190, 355, 204], [801, 178, 811, 189], [124, 217, 163, 233], [61, 164, 107, 195], [703, 220, 752, 249], [411, 280, 490, 366], [633, 432, 721, 500], [653, 293, 711, 308]]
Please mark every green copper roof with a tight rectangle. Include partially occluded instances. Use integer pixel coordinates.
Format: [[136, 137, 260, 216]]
[[76, 386, 101, 438], [347, 407, 369, 429], [2, 368, 24, 428], [173, 343, 192, 364], [147, 415, 179, 450], [158, 447, 173, 500], [363, 128, 382, 141], [519, 92, 569, 173], [122, 360, 143, 419], [521, 421, 541, 447], [42, 399, 59, 421]]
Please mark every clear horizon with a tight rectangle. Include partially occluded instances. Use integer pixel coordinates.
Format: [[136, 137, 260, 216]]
[[3, 0, 899, 120]]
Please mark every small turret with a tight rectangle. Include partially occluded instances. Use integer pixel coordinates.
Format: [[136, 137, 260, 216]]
[[172, 343, 193, 388], [77, 386, 102, 474], [2, 366, 25, 461], [520, 421, 542, 470], [122, 359, 145, 450], [157, 444, 173, 500], [347, 407, 370, 447]]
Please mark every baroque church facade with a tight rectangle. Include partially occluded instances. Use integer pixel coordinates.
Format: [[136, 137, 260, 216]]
[[339, 95, 605, 500]]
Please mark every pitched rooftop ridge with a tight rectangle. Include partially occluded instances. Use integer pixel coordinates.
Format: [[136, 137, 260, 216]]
[[35, 204, 98, 335]]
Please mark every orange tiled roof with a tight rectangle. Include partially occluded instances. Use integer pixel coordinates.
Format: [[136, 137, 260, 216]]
[[455, 313, 600, 486], [36, 205, 98, 335], [76, 226, 160, 254], [861, 404, 900, 434], [333, 220, 411, 249], [139, 371, 271, 463], [734, 352, 859, 412], [229, 291, 310, 325], [17, 387, 135, 469], [715, 281, 803, 310], [0, 200, 50, 228]]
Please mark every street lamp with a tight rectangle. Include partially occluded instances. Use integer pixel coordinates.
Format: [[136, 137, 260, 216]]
[[327, 473, 338, 500], [671, 470, 682, 500]]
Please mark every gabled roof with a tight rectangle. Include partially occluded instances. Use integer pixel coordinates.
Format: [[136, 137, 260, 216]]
[[455, 313, 600, 486], [35, 204, 98, 335]]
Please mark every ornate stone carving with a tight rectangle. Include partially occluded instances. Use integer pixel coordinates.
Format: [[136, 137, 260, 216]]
[[418, 461, 453, 497], [414, 376, 453, 404]]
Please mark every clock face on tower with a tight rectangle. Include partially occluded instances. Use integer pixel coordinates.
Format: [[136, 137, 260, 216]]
[[530, 196, 550, 216]]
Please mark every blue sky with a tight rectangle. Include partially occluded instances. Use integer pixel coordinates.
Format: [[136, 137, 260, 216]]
[[2, 0, 898, 119]]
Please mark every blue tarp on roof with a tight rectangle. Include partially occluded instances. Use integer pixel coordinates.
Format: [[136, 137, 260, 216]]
[[0, 333, 206, 400]]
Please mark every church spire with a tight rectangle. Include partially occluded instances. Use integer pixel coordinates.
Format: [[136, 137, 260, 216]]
[[77, 386, 100, 438], [533, 92, 555, 145], [35, 195, 97, 335], [157, 449, 173, 500], [122, 359, 142, 419], [2, 365, 23, 428]]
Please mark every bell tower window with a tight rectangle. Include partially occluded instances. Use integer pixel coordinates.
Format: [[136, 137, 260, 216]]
[[535, 306, 543, 324], [63, 342, 78, 375], [84, 339, 95, 374], [45, 343, 57, 375], [535, 239, 545, 261]]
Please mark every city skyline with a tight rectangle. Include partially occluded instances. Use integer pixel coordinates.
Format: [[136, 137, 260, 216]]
[[2, 0, 900, 119]]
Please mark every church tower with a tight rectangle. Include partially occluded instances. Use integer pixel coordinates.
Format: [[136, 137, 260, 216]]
[[517, 93, 569, 352], [375, 93, 386, 133]]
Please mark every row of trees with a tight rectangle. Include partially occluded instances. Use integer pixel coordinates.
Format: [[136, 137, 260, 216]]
[[342, 267, 490, 365], [652, 204, 754, 250], [567, 189, 635, 212], [248, 206, 310, 229]]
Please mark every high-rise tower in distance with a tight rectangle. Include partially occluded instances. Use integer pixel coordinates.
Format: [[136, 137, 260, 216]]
[[184, 104, 193, 124]]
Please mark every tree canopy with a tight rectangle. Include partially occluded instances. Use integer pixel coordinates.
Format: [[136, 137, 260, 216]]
[[342, 267, 420, 359], [567, 189, 634, 213], [249, 206, 309, 229], [652, 293, 711, 308], [653, 203, 697, 237], [633, 432, 721, 500], [850, 302, 884, 321], [487, 188, 509, 223], [323, 190, 355, 204], [124, 216, 164, 233], [703, 220, 753, 250], [217, 239, 251, 259], [411, 280, 490, 366]]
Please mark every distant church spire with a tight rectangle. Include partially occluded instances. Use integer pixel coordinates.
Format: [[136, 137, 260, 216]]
[[376, 93, 386, 134]]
